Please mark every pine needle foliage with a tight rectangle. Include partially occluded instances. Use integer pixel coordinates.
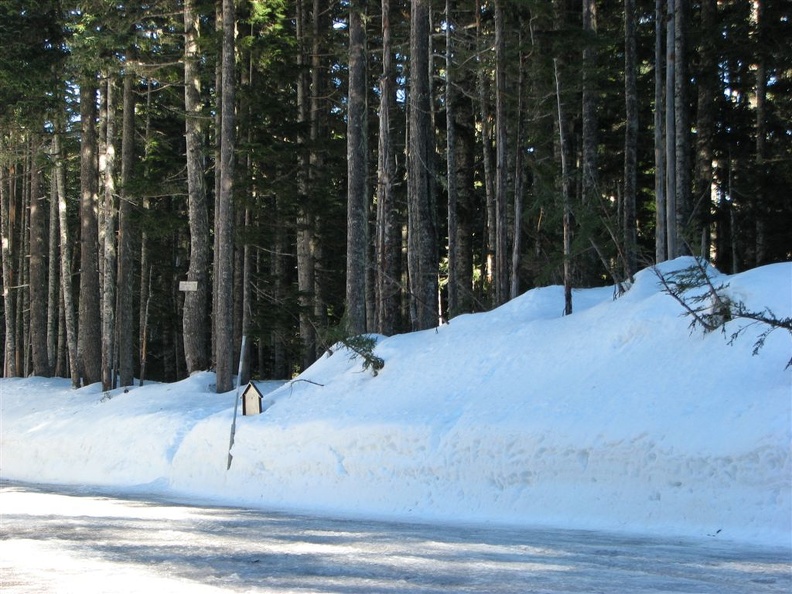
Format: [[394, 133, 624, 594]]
[[321, 316, 384, 376]]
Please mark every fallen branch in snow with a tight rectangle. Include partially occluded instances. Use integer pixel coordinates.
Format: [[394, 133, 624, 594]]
[[654, 258, 792, 368], [289, 378, 324, 387]]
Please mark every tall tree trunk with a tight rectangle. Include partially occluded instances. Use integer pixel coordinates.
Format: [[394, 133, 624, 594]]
[[346, 0, 368, 335], [493, 0, 509, 306], [310, 0, 328, 339], [665, 0, 677, 258], [182, 0, 211, 374], [407, 0, 438, 330], [18, 163, 29, 376], [454, 80, 476, 315], [476, 0, 495, 296], [581, 0, 598, 206], [138, 80, 154, 386], [0, 164, 16, 377], [510, 24, 526, 300], [117, 72, 136, 387], [753, 0, 766, 265], [694, 0, 716, 259], [271, 201, 287, 378], [445, 0, 459, 316], [375, 0, 400, 335], [78, 80, 102, 385], [29, 148, 49, 376], [54, 130, 80, 388], [553, 59, 573, 316], [47, 168, 60, 374], [624, 0, 638, 278], [295, 0, 316, 369], [215, 0, 236, 393], [654, 0, 667, 262], [101, 76, 117, 391], [674, 0, 690, 253]]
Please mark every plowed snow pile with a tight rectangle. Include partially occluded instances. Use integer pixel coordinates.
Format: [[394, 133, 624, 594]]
[[2, 258, 790, 546]]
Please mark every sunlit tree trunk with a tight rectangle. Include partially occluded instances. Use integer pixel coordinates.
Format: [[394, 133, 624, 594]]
[[101, 76, 117, 391], [182, 0, 211, 375], [53, 130, 79, 388], [0, 162, 17, 377]]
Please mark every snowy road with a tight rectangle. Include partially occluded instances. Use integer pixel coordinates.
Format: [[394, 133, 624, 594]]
[[0, 482, 789, 594]]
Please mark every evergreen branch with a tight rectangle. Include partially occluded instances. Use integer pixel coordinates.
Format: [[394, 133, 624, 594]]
[[655, 259, 792, 369]]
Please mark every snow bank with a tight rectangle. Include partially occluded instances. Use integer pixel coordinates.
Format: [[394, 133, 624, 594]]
[[2, 258, 790, 547]]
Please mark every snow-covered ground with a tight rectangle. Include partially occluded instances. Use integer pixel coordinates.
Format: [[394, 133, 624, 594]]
[[1, 258, 790, 548]]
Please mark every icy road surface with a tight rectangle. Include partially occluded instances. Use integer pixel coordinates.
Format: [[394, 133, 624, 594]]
[[0, 482, 789, 594]]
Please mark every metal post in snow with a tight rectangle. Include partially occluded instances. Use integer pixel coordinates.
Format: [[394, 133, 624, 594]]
[[226, 334, 247, 470]]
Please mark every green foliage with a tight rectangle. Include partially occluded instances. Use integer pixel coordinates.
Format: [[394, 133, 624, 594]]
[[0, 0, 66, 122], [321, 318, 384, 377]]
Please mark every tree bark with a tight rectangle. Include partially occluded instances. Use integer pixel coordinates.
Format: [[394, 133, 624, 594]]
[[665, 0, 677, 258], [295, 0, 316, 369], [553, 58, 573, 316], [673, 0, 690, 253], [375, 0, 400, 335], [101, 76, 117, 391], [476, 0, 495, 298], [215, 0, 236, 393], [0, 164, 16, 377], [624, 0, 638, 278], [694, 0, 716, 259], [54, 130, 80, 388], [445, 0, 459, 316], [78, 80, 102, 385], [47, 168, 59, 374], [753, 0, 766, 265], [494, 0, 509, 306], [582, 0, 598, 207], [654, 0, 667, 262], [346, 0, 368, 335], [117, 71, 136, 387], [29, 147, 49, 376], [18, 162, 30, 376], [182, 0, 211, 375], [310, 0, 328, 340], [407, 0, 438, 330]]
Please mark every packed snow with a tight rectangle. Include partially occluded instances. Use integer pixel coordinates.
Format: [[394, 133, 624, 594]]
[[2, 257, 790, 548]]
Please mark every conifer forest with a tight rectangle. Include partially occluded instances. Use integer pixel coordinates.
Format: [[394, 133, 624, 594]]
[[1, 1, 790, 390]]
